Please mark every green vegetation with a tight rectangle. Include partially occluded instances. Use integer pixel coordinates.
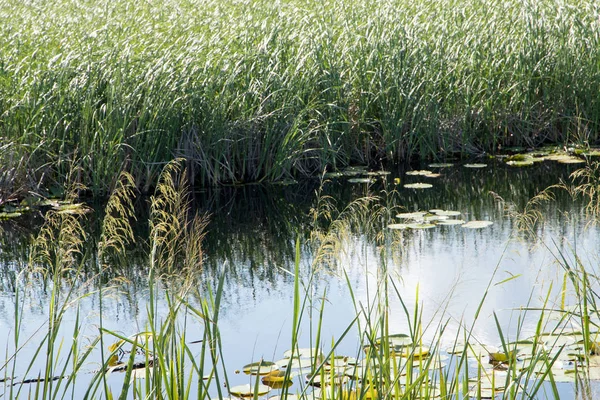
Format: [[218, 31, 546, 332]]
[[1, 0, 600, 193]]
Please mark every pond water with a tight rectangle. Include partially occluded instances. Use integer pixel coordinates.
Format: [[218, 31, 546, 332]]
[[0, 159, 598, 399]]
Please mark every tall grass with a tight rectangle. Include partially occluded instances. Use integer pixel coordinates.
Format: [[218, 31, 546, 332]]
[[1, 0, 600, 191]]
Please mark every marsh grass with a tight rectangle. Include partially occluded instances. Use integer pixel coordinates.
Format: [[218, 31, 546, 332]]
[[2, 0, 600, 191]]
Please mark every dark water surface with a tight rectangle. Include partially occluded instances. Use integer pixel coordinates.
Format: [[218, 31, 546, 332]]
[[0, 160, 598, 398]]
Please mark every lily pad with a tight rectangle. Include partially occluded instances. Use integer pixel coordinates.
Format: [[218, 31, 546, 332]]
[[388, 223, 409, 230], [556, 157, 585, 164], [379, 333, 413, 348], [506, 160, 535, 167], [545, 153, 585, 164], [275, 357, 314, 370], [430, 210, 461, 217], [463, 220, 493, 229], [242, 360, 278, 375], [305, 372, 347, 387], [464, 163, 487, 168], [436, 219, 466, 226], [396, 212, 427, 219], [229, 383, 271, 397], [428, 163, 454, 168], [401, 346, 430, 359], [283, 348, 320, 359], [261, 370, 295, 388], [406, 170, 433, 176], [406, 223, 436, 229], [403, 183, 433, 189], [423, 215, 448, 222], [348, 178, 373, 184], [342, 166, 368, 176], [366, 170, 391, 176]]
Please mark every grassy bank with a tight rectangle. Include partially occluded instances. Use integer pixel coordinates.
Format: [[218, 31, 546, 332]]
[[1, 0, 599, 192]]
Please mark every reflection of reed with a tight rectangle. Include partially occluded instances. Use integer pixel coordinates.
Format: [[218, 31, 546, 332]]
[[0, 161, 593, 312]]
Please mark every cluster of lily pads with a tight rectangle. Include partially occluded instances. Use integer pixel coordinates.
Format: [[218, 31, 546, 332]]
[[225, 321, 600, 400], [323, 166, 390, 184], [502, 147, 600, 167], [0, 196, 88, 220], [388, 210, 493, 231], [401, 163, 490, 190]]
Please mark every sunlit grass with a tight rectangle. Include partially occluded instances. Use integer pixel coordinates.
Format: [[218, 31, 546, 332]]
[[1, 0, 600, 191]]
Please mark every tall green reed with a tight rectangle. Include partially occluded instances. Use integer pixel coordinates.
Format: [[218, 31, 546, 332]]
[[2, 0, 600, 191]]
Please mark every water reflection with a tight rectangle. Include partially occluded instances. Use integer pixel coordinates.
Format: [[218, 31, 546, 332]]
[[0, 160, 597, 397]]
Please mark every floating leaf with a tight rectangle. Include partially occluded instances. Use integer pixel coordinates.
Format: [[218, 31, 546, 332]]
[[283, 348, 320, 359], [396, 212, 426, 219], [429, 163, 454, 168], [430, 210, 461, 216], [403, 183, 433, 189], [261, 370, 294, 388], [305, 372, 347, 387], [463, 220, 493, 229], [423, 215, 448, 222], [276, 357, 314, 370], [488, 351, 515, 364], [406, 170, 432, 176], [506, 160, 535, 167], [348, 178, 373, 184], [406, 223, 436, 229], [366, 170, 390, 176], [388, 223, 409, 230], [376, 333, 413, 348], [242, 360, 278, 375], [464, 163, 487, 168], [229, 384, 271, 397], [545, 153, 585, 164], [401, 346, 430, 359], [436, 219, 466, 226], [342, 166, 368, 176]]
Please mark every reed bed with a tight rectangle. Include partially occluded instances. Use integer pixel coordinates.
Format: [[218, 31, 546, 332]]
[[1, 0, 599, 192]]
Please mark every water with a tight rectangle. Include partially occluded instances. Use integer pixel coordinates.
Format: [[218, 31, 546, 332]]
[[0, 160, 598, 398]]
